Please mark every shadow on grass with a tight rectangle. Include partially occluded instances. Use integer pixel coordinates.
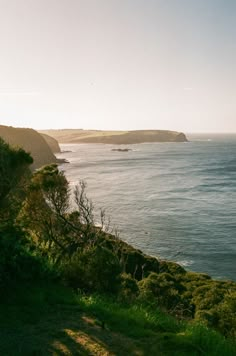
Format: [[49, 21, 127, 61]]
[[0, 303, 142, 355], [0, 286, 235, 356]]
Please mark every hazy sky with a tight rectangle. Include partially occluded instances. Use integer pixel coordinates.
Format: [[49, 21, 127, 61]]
[[0, 0, 235, 132]]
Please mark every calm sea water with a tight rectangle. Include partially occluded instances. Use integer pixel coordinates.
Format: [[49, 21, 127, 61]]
[[56, 134, 236, 281]]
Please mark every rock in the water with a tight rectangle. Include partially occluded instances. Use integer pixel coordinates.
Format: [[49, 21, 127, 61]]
[[111, 148, 132, 152]]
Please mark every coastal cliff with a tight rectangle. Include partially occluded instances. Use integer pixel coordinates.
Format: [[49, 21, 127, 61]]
[[0, 125, 57, 169], [39, 129, 188, 144], [1, 144, 235, 354], [40, 133, 61, 153]]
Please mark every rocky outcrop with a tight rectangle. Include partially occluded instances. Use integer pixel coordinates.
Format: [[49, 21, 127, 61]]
[[39, 129, 188, 144], [40, 133, 61, 153], [111, 148, 132, 152], [0, 125, 57, 169]]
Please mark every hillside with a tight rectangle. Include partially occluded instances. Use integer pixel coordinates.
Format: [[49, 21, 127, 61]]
[[39, 129, 188, 144], [0, 141, 235, 355], [40, 133, 61, 153], [1, 287, 235, 356], [0, 125, 58, 169]]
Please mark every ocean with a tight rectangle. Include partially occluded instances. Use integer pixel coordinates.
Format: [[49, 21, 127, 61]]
[[56, 134, 236, 281]]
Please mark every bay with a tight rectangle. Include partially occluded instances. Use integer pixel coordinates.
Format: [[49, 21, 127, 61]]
[[56, 134, 236, 281]]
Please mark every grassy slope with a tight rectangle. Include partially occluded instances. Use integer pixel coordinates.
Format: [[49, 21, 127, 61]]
[[0, 284, 235, 356], [39, 130, 128, 143]]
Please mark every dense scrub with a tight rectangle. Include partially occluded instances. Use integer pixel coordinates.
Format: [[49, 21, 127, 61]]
[[0, 139, 53, 295], [0, 138, 235, 354]]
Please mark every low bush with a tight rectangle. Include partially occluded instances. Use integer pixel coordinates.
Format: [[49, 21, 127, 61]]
[[118, 273, 139, 303], [62, 245, 121, 294]]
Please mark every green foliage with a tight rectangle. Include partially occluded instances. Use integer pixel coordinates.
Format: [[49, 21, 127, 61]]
[[15, 161, 236, 338], [3, 282, 77, 307], [30, 164, 70, 215], [62, 245, 121, 294], [0, 225, 53, 296], [20, 165, 106, 263], [118, 273, 139, 303], [159, 260, 186, 276], [190, 280, 236, 337], [216, 291, 236, 338], [0, 138, 33, 220], [192, 283, 224, 310], [19, 164, 122, 295], [0, 285, 235, 356], [138, 272, 188, 314], [102, 234, 160, 279], [19, 164, 71, 259], [0, 139, 235, 344], [185, 323, 236, 356], [77, 293, 235, 355], [0, 139, 38, 294], [78, 293, 180, 337]]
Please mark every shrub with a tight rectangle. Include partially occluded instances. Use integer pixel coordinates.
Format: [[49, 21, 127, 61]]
[[0, 225, 52, 296], [62, 245, 121, 294], [139, 273, 180, 308], [215, 291, 236, 338], [118, 273, 139, 303]]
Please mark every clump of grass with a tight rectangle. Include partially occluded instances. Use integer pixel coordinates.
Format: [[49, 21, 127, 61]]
[[77, 293, 181, 337], [185, 323, 236, 356]]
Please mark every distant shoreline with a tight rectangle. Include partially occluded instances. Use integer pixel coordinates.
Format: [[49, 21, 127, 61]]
[[39, 129, 188, 145]]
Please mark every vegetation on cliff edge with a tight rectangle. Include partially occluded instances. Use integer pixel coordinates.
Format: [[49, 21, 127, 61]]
[[0, 138, 235, 355]]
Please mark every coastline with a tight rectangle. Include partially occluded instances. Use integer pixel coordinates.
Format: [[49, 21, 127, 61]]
[[56, 141, 236, 281]]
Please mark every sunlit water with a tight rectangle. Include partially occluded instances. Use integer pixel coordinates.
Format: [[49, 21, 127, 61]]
[[56, 134, 236, 281]]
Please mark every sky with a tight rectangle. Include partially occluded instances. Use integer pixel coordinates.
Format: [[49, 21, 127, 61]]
[[0, 0, 235, 132]]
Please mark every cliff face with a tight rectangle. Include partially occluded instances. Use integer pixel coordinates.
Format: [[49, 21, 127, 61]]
[[39, 129, 188, 144], [0, 125, 57, 169], [40, 133, 61, 153]]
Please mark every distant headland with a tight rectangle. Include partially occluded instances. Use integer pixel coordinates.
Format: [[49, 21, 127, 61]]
[[39, 129, 188, 144]]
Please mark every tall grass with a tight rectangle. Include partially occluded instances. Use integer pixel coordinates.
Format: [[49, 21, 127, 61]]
[[77, 293, 236, 355], [77, 293, 181, 337], [185, 324, 236, 356]]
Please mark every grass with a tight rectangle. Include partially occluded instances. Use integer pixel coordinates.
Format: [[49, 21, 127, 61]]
[[39, 129, 128, 143], [0, 284, 235, 355], [77, 294, 181, 337]]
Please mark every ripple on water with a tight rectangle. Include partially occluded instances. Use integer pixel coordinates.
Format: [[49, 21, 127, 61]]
[[58, 137, 236, 281]]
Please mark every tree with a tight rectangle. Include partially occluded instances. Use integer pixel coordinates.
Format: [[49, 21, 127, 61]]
[[0, 139, 41, 293], [20, 164, 107, 262], [19, 164, 122, 293]]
